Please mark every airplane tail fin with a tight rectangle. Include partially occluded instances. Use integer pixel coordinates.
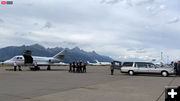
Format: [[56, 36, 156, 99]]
[[53, 49, 67, 60], [95, 60, 100, 63]]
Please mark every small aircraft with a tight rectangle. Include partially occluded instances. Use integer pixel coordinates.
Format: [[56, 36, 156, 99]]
[[87, 60, 111, 66], [3, 49, 67, 71], [87, 61, 100, 66], [95, 60, 111, 65]]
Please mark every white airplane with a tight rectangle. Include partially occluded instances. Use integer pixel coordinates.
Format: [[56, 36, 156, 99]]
[[87, 61, 100, 66], [95, 60, 111, 65], [87, 60, 111, 66], [2, 50, 67, 71]]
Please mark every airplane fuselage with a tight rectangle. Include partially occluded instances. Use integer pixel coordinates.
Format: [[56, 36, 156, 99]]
[[4, 55, 60, 66]]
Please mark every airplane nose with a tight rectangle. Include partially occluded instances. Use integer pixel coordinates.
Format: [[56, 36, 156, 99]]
[[3, 60, 9, 64]]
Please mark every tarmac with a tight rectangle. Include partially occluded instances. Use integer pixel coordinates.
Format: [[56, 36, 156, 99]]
[[0, 66, 179, 101]]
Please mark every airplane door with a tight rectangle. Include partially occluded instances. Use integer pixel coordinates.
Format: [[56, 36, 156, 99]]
[[23, 50, 33, 64]]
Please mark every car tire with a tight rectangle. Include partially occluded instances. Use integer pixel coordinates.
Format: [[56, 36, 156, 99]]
[[161, 71, 168, 77], [128, 70, 134, 76]]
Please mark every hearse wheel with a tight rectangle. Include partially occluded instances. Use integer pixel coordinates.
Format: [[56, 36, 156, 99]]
[[128, 70, 134, 76], [161, 71, 168, 77]]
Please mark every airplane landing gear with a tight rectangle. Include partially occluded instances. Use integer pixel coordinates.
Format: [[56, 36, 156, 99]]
[[18, 66, 22, 71], [34, 66, 40, 71], [47, 66, 51, 70]]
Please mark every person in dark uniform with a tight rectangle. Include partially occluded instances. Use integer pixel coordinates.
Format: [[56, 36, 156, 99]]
[[82, 62, 86, 73], [79, 62, 82, 73], [174, 62, 178, 75], [110, 62, 114, 75], [177, 62, 180, 76], [69, 63, 72, 72], [72, 62, 76, 72], [76, 62, 80, 73]]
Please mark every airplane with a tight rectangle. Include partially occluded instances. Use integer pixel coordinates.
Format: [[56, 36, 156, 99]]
[[95, 60, 111, 65], [87, 61, 100, 66], [87, 60, 111, 66], [3, 49, 67, 71]]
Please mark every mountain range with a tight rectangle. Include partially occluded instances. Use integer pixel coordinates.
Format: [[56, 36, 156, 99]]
[[0, 44, 113, 63]]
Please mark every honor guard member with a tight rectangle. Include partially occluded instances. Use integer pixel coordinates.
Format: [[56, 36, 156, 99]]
[[177, 62, 180, 76], [69, 63, 72, 72], [72, 62, 76, 72], [83, 63, 86, 73], [13, 62, 17, 71], [174, 62, 178, 75], [79, 62, 82, 73], [110, 62, 114, 75], [76, 62, 80, 73]]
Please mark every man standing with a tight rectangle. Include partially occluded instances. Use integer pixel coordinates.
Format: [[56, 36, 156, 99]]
[[79, 62, 82, 73], [13, 62, 17, 71], [72, 62, 76, 72], [82, 62, 86, 73], [110, 62, 114, 75], [174, 62, 178, 75], [177, 62, 180, 76], [69, 63, 72, 72]]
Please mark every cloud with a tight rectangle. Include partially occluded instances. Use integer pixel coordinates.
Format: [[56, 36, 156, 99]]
[[167, 17, 179, 24], [43, 22, 53, 29], [146, 4, 166, 15], [0, 18, 4, 23], [0, 0, 180, 62], [101, 0, 155, 5], [126, 48, 147, 53], [100, 0, 122, 4]]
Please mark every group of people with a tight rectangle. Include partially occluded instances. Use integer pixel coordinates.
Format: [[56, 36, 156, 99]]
[[69, 62, 87, 73]]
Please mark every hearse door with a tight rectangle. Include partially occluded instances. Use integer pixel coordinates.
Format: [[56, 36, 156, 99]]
[[148, 64, 159, 73], [136, 63, 149, 73]]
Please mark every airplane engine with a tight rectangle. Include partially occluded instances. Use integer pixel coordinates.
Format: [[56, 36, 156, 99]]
[[49, 59, 59, 63]]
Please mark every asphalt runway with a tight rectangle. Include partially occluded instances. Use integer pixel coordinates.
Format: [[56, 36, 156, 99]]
[[0, 66, 179, 101]]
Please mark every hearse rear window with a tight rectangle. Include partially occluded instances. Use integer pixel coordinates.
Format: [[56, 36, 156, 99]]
[[122, 62, 133, 67]]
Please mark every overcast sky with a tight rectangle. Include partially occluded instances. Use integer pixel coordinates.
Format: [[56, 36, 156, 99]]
[[0, 0, 179, 62]]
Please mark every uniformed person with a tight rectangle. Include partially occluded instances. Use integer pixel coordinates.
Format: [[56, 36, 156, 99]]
[[82, 63, 86, 73], [69, 63, 72, 72], [110, 62, 114, 75], [13, 62, 17, 71], [72, 62, 76, 72], [174, 62, 178, 75], [76, 62, 80, 73], [177, 62, 180, 76], [79, 62, 82, 73]]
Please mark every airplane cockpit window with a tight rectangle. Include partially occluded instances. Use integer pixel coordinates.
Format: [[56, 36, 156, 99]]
[[16, 57, 23, 59]]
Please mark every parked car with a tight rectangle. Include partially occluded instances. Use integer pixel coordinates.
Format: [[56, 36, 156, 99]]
[[120, 62, 175, 77]]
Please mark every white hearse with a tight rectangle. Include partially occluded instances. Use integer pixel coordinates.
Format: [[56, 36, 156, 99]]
[[120, 62, 175, 77]]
